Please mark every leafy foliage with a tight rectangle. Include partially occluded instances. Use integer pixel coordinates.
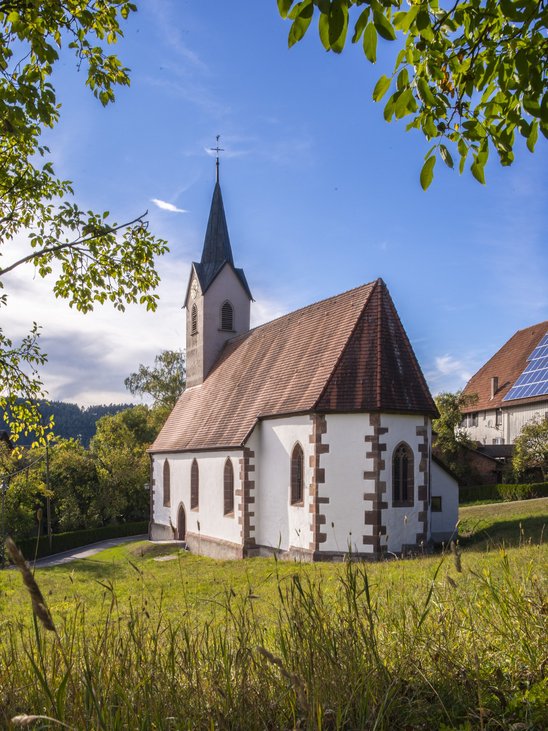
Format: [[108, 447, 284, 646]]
[[0, 1, 168, 443], [91, 405, 163, 523], [433, 390, 478, 481], [513, 417, 548, 481], [0, 400, 134, 447], [125, 350, 186, 411], [278, 0, 547, 187]]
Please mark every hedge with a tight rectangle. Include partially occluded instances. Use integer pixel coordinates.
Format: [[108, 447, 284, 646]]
[[12, 521, 149, 561], [459, 482, 548, 504]]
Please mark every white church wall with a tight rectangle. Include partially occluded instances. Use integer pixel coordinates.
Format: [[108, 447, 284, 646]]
[[253, 416, 314, 554], [379, 414, 430, 554], [320, 414, 375, 555], [430, 461, 459, 543], [151, 450, 243, 552]]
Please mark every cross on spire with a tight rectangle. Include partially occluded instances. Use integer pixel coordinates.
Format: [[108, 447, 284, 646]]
[[210, 134, 224, 183]]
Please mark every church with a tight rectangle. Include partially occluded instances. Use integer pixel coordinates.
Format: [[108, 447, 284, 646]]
[[148, 171, 458, 560]]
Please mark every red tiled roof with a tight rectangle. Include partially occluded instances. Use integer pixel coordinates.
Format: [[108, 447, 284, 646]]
[[462, 320, 548, 412], [151, 279, 437, 453]]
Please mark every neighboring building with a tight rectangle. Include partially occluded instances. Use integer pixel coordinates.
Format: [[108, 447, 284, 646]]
[[461, 322, 548, 452], [148, 174, 458, 559]]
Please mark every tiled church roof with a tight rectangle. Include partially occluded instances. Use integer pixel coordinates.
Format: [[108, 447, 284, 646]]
[[192, 182, 252, 299], [151, 279, 437, 453], [462, 320, 548, 411]]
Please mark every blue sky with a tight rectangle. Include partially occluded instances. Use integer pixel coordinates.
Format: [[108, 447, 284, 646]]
[[4, 0, 547, 405]]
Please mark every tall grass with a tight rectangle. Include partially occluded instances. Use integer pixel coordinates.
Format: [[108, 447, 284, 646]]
[[1, 545, 546, 730]]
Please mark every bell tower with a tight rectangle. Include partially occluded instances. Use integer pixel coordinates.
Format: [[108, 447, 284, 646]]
[[184, 157, 252, 388]]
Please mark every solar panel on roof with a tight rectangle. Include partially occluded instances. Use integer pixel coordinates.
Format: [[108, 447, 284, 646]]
[[503, 330, 548, 402]]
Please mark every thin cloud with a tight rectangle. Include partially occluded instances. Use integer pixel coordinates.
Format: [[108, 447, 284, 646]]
[[426, 353, 475, 395], [151, 198, 187, 213]]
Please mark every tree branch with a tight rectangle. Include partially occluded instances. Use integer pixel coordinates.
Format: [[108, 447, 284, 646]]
[[0, 211, 149, 278]]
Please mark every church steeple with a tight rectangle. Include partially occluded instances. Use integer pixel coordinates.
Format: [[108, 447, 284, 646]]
[[184, 159, 252, 388], [198, 182, 235, 289]]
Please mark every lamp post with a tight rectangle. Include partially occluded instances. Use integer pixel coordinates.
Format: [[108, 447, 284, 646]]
[[0, 479, 8, 568]]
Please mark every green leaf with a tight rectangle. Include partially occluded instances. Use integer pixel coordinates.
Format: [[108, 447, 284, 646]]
[[329, 2, 349, 53], [397, 68, 409, 91], [373, 11, 396, 41], [417, 77, 434, 103], [439, 144, 454, 169], [352, 8, 370, 43], [420, 156, 436, 190], [372, 75, 391, 102], [395, 4, 420, 32], [523, 96, 540, 118], [394, 88, 414, 119], [526, 120, 538, 152], [318, 13, 330, 50], [288, 2, 314, 47], [278, 0, 294, 18], [362, 23, 377, 63], [471, 159, 486, 184]]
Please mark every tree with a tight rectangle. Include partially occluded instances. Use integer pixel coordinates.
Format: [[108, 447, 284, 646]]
[[513, 418, 548, 481], [433, 390, 478, 481], [91, 405, 163, 523], [0, 1, 168, 445], [277, 0, 547, 188], [125, 350, 186, 412]]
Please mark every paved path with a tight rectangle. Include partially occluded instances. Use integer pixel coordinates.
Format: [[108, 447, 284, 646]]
[[30, 534, 148, 568]]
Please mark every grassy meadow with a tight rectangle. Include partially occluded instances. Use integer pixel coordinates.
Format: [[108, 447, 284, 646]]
[[0, 500, 546, 730]]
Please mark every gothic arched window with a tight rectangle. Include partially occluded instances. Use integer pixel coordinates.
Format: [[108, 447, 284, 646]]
[[290, 443, 304, 505], [163, 460, 170, 507], [191, 304, 198, 335], [223, 458, 234, 515], [190, 459, 199, 510], [220, 301, 234, 331], [392, 443, 414, 506]]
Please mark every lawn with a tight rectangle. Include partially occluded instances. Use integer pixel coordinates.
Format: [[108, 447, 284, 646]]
[[0, 500, 546, 730]]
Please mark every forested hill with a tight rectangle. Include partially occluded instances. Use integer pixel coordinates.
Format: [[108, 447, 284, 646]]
[[1, 401, 134, 447]]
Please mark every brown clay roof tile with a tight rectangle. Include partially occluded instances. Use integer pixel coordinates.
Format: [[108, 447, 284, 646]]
[[462, 320, 548, 412], [151, 279, 437, 453]]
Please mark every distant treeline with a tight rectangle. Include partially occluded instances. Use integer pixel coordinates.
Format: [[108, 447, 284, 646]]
[[1, 400, 134, 447]]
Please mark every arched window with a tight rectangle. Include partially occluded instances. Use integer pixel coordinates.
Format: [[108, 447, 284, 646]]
[[223, 458, 234, 515], [392, 443, 414, 505], [290, 443, 304, 505], [190, 459, 199, 510], [163, 460, 171, 507], [191, 304, 198, 335], [220, 301, 234, 331]]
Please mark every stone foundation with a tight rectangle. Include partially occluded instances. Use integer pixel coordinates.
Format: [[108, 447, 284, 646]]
[[149, 521, 175, 541], [185, 531, 244, 560]]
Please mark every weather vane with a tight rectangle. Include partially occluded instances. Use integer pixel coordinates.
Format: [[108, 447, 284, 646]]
[[210, 134, 224, 182]]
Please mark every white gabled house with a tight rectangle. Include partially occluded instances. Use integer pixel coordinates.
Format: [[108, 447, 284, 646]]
[[148, 176, 458, 560]]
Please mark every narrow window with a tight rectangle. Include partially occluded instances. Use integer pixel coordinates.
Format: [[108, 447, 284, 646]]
[[392, 443, 414, 506], [431, 496, 442, 512], [191, 304, 198, 335], [220, 301, 234, 331], [190, 459, 199, 510], [290, 443, 304, 505], [223, 458, 234, 515], [495, 408, 503, 427], [163, 460, 171, 507]]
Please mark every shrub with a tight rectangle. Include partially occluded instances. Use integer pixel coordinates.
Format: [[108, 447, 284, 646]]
[[459, 482, 548, 504], [13, 521, 148, 561]]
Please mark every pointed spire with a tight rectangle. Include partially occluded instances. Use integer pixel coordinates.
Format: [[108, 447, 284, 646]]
[[200, 180, 234, 269]]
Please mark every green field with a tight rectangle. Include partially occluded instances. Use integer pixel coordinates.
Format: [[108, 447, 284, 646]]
[[0, 500, 546, 730]]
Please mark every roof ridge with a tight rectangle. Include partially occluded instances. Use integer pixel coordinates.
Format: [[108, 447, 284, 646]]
[[226, 280, 380, 346]]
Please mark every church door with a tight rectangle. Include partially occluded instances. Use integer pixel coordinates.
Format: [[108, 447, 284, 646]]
[[177, 504, 186, 541]]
